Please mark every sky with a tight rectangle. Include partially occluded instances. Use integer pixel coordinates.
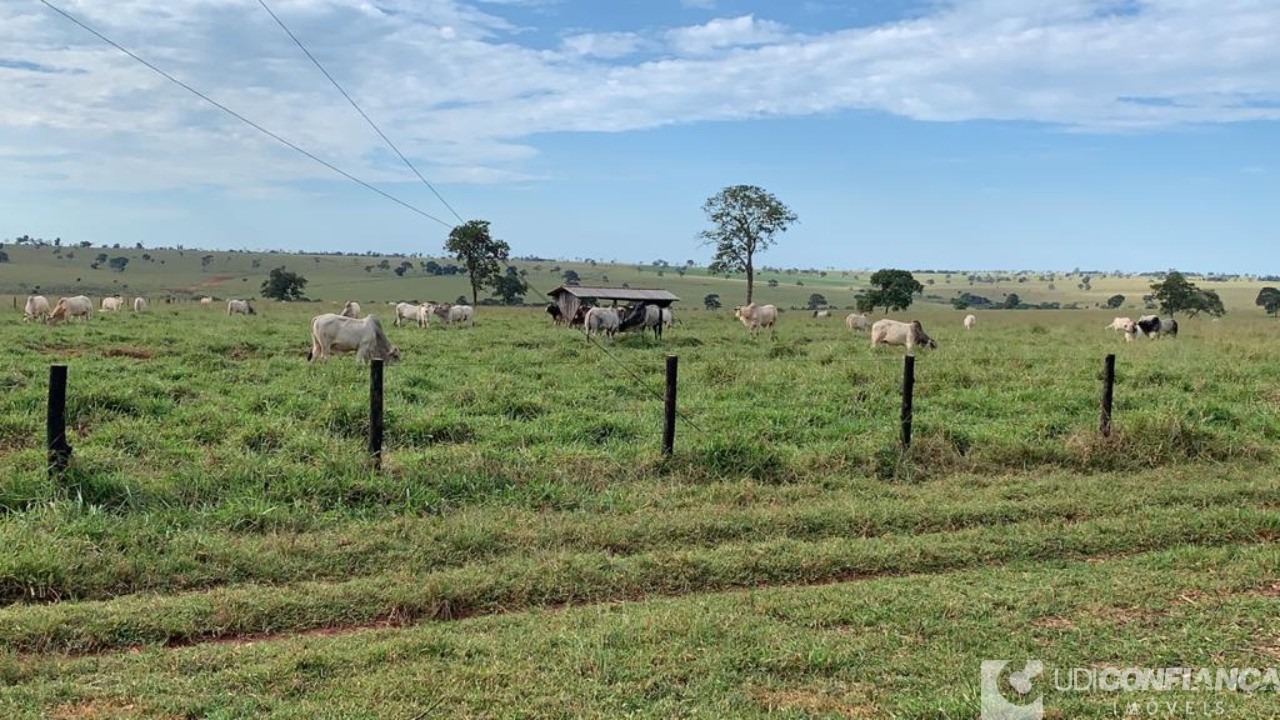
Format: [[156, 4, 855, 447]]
[[2, 0, 1278, 273]]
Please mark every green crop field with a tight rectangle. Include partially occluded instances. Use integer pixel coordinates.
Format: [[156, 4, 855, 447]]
[[0, 252, 1278, 718]]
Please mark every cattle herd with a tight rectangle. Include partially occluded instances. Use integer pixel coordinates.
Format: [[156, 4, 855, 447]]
[[19, 291, 1184, 364]]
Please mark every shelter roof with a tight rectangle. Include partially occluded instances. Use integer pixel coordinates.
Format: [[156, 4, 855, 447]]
[[546, 285, 680, 303]]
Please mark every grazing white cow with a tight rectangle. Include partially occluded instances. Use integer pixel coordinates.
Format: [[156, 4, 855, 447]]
[[341, 300, 361, 319], [845, 313, 870, 332], [199, 296, 214, 305], [963, 314, 977, 330], [871, 319, 938, 351], [734, 303, 778, 339], [1136, 315, 1178, 339], [432, 303, 474, 327], [47, 295, 93, 324], [133, 297, 147, 312], [584, 307, 620, 340], [227, 299, 256, 316], [661, 307, 675, 330], [23, 295, 51, 322], [394, 302, 422, 328], [308, 314, 400, 364], [813, 309, 832, 319], [101, 296, 125, 312]]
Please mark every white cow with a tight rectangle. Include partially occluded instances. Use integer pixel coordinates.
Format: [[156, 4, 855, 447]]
[[227, 299, 256, 316], [1106, 317, 1134, 332], [23, 295, 51, 322], [101, 296, 125, 312], [308, 314, 400, 364], [394, 302, 423, 327], [133, 297, 148, 312], [661, 307, 675, 330], [734, 303, 778, 339], [584, 306, 620, 340], [432, 303, 474, 327], [845, 313, 870, 332], [813, 309, 832, 319], [871, 319, 938, 351], [963, 314, 977, 330], [341, 301, 361, 319], [199, 296, 214, 305], [47, 295, 93, 324]]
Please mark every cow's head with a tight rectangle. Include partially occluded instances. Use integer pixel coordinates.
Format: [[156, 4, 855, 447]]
[[912, 320, 938, 349], [383, 346, 402, 365]]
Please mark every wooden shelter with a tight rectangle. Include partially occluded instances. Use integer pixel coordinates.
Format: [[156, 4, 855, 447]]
[[546, 285, 680, 324]]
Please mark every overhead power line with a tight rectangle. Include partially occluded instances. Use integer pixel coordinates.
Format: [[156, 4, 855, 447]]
[[256, 0, 465, 225], [37, 0, 454, 229]]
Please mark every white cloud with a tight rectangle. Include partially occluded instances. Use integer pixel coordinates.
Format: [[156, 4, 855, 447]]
[[664, 14, 790, 55], [4, 0, 1280, 195]]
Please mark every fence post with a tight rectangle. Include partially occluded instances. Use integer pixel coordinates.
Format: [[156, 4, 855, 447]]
[[663, 355, 678, 455], [1100, 353, 1116, 437], [900, 354, 915, 448], [47, 365, 72, 479], [369, 359, 384, 471]]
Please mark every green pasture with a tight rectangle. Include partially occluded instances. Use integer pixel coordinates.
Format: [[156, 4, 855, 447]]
[[0, 297, 1277, 718]]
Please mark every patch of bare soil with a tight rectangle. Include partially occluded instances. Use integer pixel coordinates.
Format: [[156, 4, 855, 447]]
[[100, 347, 154, 360]]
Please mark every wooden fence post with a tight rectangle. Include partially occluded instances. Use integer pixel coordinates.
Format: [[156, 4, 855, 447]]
[[47, 365, 72, 479], [900, 354, 915, 448], [369, 359, 384, 470], [663, 355, 678, 455], [1100, 353, 1116, 437]]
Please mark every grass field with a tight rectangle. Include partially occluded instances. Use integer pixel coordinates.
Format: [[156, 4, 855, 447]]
[[0, 259, 1278, 718]]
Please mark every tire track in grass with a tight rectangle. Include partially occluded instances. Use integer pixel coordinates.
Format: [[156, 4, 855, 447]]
[[2, 504, 1274, 655]]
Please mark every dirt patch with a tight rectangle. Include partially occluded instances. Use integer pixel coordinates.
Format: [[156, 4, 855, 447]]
[[100, 347, 154, 360], [1032, 616, 1076, 631], [40, 347, 85, 358], [200, 275, 235, 287], [750, 683, 878, 718]]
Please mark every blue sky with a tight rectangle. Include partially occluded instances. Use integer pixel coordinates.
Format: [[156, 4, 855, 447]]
[[2, 0, 1277, 273]]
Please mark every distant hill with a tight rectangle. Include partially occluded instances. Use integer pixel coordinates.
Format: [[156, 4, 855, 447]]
[[0, 240, 1270, 312]]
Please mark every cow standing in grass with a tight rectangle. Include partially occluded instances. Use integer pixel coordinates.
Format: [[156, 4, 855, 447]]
[[24, 295, 50, 322], [308, 314, 400, 364], [585, 307, 620, 340], [871, 319, 937, 351], [227, 299, 256, 316], [1136, 315, 1178, 339], [734, 303, 777, 339], [47, 296, 93, 324], [845, 313, 869, 332]]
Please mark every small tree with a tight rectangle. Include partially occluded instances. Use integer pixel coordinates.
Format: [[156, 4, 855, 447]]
[[704, 293, 721, 310], [260, 266, 307, 301], [562, 269, 581, 285], [700, 185, 798, 304], [1003, 293, 1021, 309], [806, 293, 828, 310], [1150, 270, 1201, 317], [493, 266, 529, 305], [1106, 294, 1125, 309], [108, 256, 129, 272], [0, 250, 8, 263], [1257, 287, 1280, 317], [858, 269, 924, 313], [445, 220, 511, 305]]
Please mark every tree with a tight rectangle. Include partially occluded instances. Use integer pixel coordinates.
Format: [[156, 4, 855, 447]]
[[200, 254, 214, 270], [704, 293, 721, 310], [95, 252, 109, 264], [767, 278, 778, 288], [445, 220, 511, 305], [1151, 270, 1226, 318], [1106, 294, 1125, 309], [493, 266, 529, 305], [562, 269, 581, 285], [108, 256, 129, 273], [1003, 293, 1020, 309], [806, 293, 828, 310], [260, 266, 307, 301], [1257, 287, 1280, 317], [700, 185, 798, 304], [856, 269, 924, 314], [0, 250, 8, 263]]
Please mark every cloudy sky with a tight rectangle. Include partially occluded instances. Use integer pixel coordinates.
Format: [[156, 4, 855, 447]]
[[2, 0, 1278, 272]]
